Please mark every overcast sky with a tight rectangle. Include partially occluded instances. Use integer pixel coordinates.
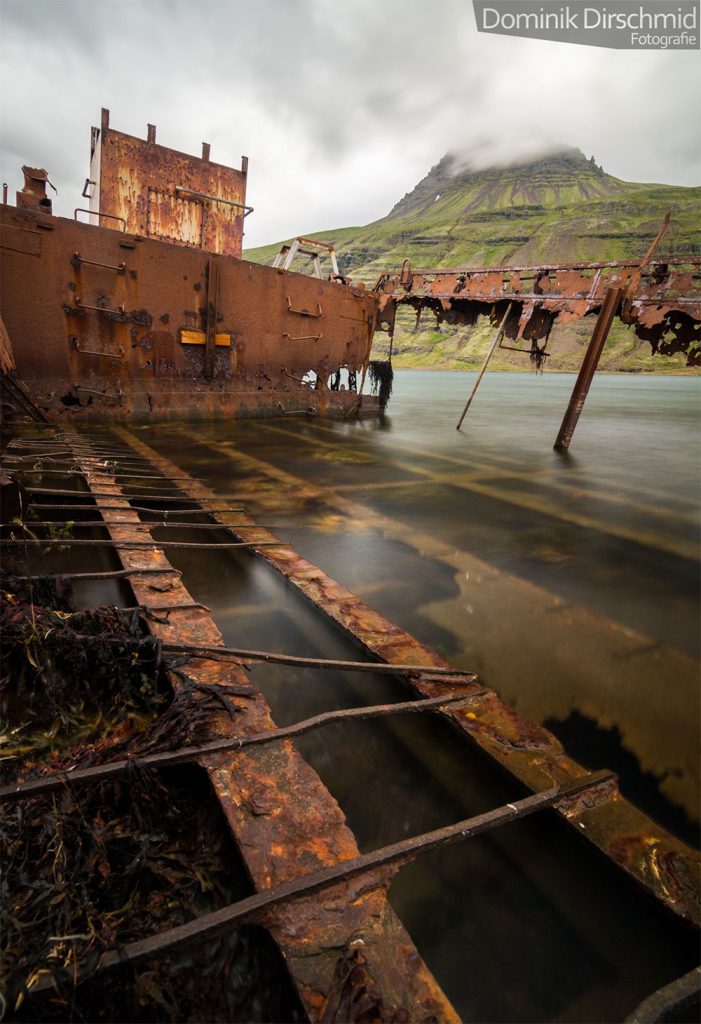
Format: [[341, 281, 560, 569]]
[[1, 0, 699, 249]]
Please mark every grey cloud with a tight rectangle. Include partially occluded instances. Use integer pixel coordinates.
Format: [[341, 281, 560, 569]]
[[0, 0, 697, 249]]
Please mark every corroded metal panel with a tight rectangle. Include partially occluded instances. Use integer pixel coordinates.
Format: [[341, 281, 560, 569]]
[[0, 204, 381, 422], [147, 188, 204, 246], [94, 110, 248, 258]]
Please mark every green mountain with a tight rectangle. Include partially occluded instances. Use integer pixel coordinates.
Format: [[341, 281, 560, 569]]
[[245, 148, 701, 372]]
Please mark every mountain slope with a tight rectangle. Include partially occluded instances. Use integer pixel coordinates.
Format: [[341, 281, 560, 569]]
[[247, 147, 700, 276]]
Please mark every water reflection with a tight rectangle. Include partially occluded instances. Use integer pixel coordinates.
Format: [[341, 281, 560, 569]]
[[135, 372, 700, 838], [126, 370, 700, 1021]]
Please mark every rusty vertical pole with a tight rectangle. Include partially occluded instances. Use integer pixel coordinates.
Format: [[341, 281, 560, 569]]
[[204, 254, 220, 382], [456, 302, 513, 429], [553, 286, 622, 452]]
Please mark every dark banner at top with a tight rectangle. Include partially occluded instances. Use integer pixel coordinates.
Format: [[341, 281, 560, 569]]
[[472, 1, 700, 49]]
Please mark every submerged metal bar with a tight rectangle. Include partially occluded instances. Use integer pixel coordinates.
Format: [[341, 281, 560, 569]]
[[161, 639, 478, 678], [1, 539, 283, 550], [20, 520, 250, 531], [9, 468, 195, 481], [27, 504, 246, 514], [456, 302, 513, 429], [25, 487, 245, 500], [554, 287, 622, 452], [0, 693, 482, 803], [6, 567, 182, 581], [31, 771, 615, 991]]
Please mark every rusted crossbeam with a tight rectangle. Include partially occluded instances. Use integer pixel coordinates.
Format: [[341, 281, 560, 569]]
[[25, 487, 246, 500], [160, 639, 478, 678], [0, 693, 483, 803], [27, 504, 246, 514], [1, 538, 283, 550], [5, 567, 182, 581]]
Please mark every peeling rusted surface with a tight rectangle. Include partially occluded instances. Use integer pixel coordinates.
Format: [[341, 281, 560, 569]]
[[45, 431, 459, 1023], [90, 109, 248, 258], [376, 258, 701, 365], [116, 427, 701, 928]]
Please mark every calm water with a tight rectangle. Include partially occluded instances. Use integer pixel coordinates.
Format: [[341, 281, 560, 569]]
[[66, 371, 701, 1022]]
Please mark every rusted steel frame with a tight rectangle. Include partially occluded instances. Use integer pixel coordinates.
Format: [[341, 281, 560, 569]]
[[7, 467, 194, 480], [71, 252, 127, 274], [7, 567, 182, 581], [27, 504, 246, 514], [161, 639, 479, 679], [624, 966, 701, 1024], [287, 298, 323, 318], [26, 487, 245, 499], [126, 428, 700, 926], [10, 440, 150, 454], [74, 208, 126, 230], [0, 693, 481, 804], [382, 256, 701, 277], [32, 770, 615, 995], [20, 520, 251, 531], [174, 184, 254, 215], [554, 287, 623, 452], [283, 331, 323, 342], [44, 435, 460, 1022], [1, 538, 283, 550], [74, 298, 128, 317], [456, 302, 513, 429]]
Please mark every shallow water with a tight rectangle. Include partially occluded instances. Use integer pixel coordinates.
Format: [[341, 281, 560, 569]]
[[121, 370, 699, 1021]]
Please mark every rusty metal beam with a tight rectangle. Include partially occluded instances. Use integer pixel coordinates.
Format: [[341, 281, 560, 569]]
[[1, 693, 483, 803], [554, 287, 623, 451]]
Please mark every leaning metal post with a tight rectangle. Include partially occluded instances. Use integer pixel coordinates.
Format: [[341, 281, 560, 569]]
[[456, 302, 513, 429], [553, 286, 623, 452]]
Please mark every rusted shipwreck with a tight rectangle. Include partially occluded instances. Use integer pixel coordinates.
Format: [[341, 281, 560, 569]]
[[1, 112, 700, 1023], [1, 109, 700, 433], [0, 109, 383, 423]]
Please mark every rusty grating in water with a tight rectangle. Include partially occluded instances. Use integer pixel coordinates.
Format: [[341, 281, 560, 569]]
[[1, 428, 699, 1020]]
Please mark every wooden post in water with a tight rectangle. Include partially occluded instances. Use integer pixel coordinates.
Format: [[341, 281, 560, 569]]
[[553, 286, 622, 452], [456, 302, 513, 430]]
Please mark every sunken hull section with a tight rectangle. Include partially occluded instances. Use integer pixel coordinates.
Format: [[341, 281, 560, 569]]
[[0, 205, 381, 422]]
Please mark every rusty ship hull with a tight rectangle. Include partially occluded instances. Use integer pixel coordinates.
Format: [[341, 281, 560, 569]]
[[0, 108, 385, 424], [0, 205, 381, 423]]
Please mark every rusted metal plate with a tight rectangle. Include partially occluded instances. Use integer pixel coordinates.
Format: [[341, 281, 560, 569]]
[[118, 426, 701, 928], [92, 109, 247, 258], [43, 431, 459, 1022]]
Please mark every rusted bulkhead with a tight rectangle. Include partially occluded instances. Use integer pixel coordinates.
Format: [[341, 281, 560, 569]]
[[89, 109, 249, 258], [376, 260, 701, 365], [0, 206, 381, 422]]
